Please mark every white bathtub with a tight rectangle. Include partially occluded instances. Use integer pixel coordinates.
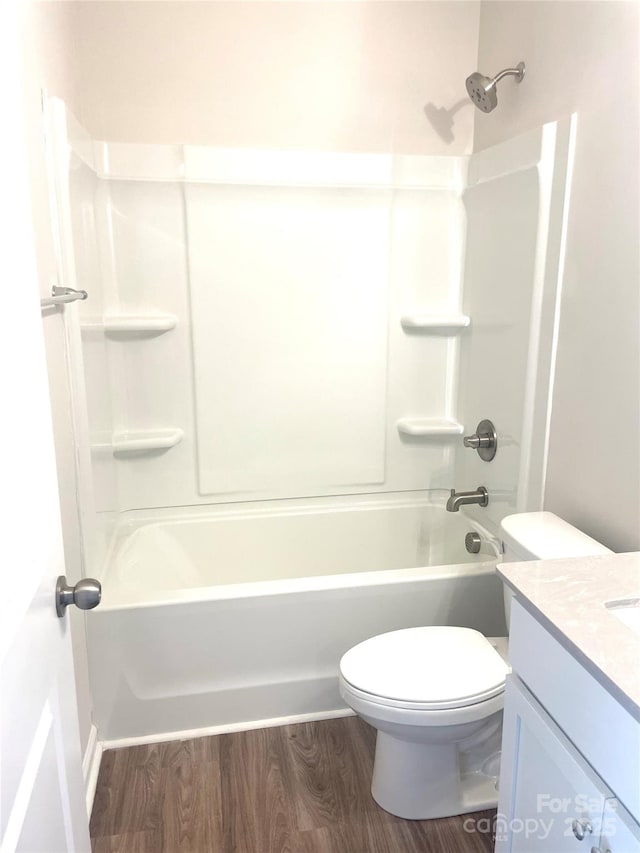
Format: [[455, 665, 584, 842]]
[[88, 497, 506, 745]]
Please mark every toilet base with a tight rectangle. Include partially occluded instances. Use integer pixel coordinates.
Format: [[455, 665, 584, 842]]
[[371, 731, 500, 820]]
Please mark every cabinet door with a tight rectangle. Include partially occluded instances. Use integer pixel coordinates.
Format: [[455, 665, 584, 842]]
[[496, 675, 611, 853], [597, 799, 640, 853]]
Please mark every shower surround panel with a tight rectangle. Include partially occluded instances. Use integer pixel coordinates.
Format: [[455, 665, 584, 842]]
[[186, 183, 390, 495], [49, 101, 574, 565], [455, 118, 576, 528], [71, 127, 469, 511]]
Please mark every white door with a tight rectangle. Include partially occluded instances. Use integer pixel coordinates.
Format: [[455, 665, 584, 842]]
[[0, 2, 91, 851]]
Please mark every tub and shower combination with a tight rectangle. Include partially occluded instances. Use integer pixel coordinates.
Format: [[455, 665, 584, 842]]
[[90, 497, 506, 745], [52, 99, 569, 749]]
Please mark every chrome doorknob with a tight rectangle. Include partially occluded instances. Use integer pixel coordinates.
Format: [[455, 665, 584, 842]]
[[55, 575, 102, 617], [462, 419, 497, 461]]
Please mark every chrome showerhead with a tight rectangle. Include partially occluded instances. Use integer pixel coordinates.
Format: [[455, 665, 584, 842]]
[[465, 61, 525, 113]]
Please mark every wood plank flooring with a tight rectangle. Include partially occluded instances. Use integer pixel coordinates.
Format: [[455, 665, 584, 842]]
[[91, 717, 496, 853]]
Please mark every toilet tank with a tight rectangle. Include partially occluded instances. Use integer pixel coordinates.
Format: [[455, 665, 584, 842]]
[[499, 512, 612, 624]]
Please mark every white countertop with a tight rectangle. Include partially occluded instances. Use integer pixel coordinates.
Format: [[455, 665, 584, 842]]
[[498, 552, 640, 716]]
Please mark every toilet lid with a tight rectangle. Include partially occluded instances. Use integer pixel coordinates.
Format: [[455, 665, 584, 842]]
[[339, 627, 509, 710]]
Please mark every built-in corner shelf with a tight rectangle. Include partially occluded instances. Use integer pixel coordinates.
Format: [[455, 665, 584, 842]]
[[396, 418, 464, 438], [104, 314, 178, 335], [400, 314, 470, 332], [112, 428, 184, 455]]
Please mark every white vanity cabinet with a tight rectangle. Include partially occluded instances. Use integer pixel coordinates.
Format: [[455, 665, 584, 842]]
[[497, 598, 640, 853], [497, 675, 609, 852]]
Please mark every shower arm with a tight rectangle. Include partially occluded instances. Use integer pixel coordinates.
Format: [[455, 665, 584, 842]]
[[491, 63, 526, 87]]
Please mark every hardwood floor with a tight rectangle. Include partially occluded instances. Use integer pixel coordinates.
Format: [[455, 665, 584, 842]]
[[90, 717, 496, 853]]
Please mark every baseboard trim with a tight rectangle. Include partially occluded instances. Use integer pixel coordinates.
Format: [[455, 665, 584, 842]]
[[82, 724, 103, 816], [100, 707, 354, 751]]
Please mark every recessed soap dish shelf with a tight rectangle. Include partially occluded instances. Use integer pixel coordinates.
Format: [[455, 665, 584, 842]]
[[396, 418, 464, 437], [400, 314, 470, 332], [112, 428, 184, 455]]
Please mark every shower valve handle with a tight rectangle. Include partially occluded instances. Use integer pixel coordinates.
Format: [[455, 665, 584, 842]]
[[462, 419, 497, 462], [463, 434, 492, 449]]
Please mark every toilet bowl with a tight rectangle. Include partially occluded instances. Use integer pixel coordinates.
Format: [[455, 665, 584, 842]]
[[339, 626, 508, 819], [338, 512, 612, 820]]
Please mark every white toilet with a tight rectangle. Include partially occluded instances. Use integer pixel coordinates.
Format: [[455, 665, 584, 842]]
[[338, 512, 612, 820]]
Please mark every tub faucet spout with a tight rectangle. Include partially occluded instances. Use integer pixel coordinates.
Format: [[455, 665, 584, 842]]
[[446, 486, 489, 512]]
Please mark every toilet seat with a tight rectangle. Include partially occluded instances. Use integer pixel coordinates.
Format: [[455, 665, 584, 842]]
[[339, 675, 506, 729], [339, 626, 509, 711]]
